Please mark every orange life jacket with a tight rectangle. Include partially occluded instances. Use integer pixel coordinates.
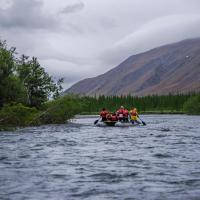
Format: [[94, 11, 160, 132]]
[[130, 109, 138, 116]]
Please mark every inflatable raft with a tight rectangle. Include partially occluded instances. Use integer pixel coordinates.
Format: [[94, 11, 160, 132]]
[[95, 120, 141, 127]]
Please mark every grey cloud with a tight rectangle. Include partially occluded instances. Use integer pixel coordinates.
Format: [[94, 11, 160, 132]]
[[40, 53, 90, 66], [40, 57, 100, 89], [61, 1, 84, 14], [101, 14, 200, 67], [0, 0, 57, 29], [1, 0, 200, 90]]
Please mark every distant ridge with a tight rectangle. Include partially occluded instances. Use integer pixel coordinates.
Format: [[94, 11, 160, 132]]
[[65, 38, 200, 96]]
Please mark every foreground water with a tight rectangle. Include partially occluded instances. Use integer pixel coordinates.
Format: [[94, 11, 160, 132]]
[[0, 115, 200, 200]]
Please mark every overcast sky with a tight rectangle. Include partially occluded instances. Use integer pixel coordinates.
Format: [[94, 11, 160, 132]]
[[0, 0, 200, 89]]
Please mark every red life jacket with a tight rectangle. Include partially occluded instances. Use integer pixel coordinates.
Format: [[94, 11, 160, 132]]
[[123, 109, 129, 117], [117, 109, 124, 118], [111, 115, 118, 121], [100, 110, 108, 118]]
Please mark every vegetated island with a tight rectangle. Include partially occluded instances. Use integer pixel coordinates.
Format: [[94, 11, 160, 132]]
[[0, 39, 199, 131]]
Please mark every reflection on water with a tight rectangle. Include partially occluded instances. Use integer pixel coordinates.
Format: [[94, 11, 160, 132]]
[[0, 115, 200, 200]]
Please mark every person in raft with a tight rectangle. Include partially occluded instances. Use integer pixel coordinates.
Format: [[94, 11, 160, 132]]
[[123, 108, 129, 122], [116, 106, 129, 122], [129, 107, 141, 124], [106, 113, 118, 122], [100, 108, 109, 121], [111, 113, 118, 122]]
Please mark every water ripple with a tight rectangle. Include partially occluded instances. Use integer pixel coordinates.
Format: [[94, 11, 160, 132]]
[[0, 114, 200, 200]]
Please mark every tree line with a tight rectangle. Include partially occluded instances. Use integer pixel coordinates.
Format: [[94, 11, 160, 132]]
[[81, 93, 200, 114]]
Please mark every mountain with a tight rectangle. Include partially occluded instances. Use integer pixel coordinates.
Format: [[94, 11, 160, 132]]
[[65, 38, 200, 96]]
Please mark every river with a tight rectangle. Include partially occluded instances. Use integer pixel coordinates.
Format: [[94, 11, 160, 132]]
[[0, 115, 200, 200]]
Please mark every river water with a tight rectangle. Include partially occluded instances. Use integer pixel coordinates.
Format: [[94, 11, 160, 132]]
[[0, 115, 200, 200]]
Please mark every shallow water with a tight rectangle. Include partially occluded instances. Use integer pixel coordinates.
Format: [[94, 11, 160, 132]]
[[0, 115, 200, 200]]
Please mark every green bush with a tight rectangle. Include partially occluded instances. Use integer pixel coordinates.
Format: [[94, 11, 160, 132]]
[[183, 96, 200, 115], [0, 103, 38, 127], [0, 96, 86, 129], [39, 95, 85, 124]]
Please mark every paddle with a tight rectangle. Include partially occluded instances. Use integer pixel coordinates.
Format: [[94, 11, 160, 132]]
[[94, 117, 101, 125], [137, 115, 146, 125]]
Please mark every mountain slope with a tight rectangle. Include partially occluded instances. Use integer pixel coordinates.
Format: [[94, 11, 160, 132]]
[[65, 38, 200, 96]]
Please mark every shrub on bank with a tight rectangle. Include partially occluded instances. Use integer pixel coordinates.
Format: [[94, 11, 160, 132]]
[[183, 96, 200, 115], [0, 103, 38, 128], [38, 95, 85, 124], [0, 96, 86, 130]]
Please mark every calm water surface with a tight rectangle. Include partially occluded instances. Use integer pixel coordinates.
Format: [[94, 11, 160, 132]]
[[0, 115, 200, 200]]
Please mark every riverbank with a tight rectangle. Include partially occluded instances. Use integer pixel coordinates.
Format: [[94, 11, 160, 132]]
[[0, 96, 86, 131], [1, 93, 199, 131], [80, 110, 184, 115]]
